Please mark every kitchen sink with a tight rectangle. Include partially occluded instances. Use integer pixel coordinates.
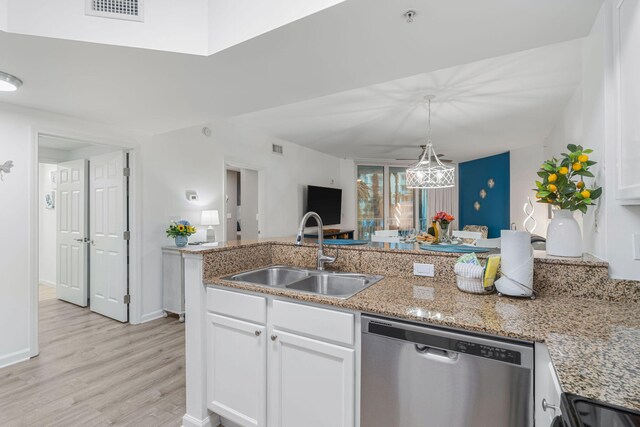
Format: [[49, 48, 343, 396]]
[[285, 273, 375, 298], [222, 266, 383, 299], [226, 266, 308, 287]]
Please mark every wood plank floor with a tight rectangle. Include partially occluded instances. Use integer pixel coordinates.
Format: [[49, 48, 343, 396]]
[[0, 298, 186, 427], [38, 284, 57, 301]]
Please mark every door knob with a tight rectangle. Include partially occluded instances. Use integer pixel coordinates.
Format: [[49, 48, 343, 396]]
[[271, 335, 278, 341], [255, 330, 262, 336]]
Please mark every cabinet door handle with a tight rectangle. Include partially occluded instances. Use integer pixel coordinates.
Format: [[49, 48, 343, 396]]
[[254, 330, 261, 336], [271, 334, 278, 341], [542, 398, 559, 412]]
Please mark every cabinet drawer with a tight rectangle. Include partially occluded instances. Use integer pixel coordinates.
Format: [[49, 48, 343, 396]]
[[272, 300, 354, 346], [207, 287, 267, 325]]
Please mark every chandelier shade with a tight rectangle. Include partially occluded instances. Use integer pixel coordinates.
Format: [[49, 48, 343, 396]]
[[406, 97, 455, 189]]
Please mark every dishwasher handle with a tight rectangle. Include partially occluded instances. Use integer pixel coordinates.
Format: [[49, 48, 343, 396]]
[[415, 344, 459, 362]]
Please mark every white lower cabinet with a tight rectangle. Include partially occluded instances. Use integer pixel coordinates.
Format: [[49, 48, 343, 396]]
[[206, 313, 267, 427], [534, 343, 562, 426], [206, 288, 356, 427], [269, 330, 355, 427]]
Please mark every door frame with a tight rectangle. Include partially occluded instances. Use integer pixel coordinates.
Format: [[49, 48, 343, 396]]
[[223, 160, 265, 242], [28, 126, 142, 358]]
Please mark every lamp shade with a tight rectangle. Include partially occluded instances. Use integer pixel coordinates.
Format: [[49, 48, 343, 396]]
[[201, 210, 220, 226]]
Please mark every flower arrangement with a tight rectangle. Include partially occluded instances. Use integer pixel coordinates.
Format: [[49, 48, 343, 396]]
[[534, 144, 602, 214], [166, 220, 196, 238], [433, 211, 454, 226]]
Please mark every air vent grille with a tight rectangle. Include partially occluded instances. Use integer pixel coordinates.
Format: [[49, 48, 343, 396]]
[[86, 0, 144, 21], [272, 144, 284, 155]]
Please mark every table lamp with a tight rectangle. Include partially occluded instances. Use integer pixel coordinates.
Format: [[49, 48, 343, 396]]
[[201, 210, 220, 242]]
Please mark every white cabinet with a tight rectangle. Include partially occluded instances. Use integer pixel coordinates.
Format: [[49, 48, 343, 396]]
[[206, 313, 267, 427], [534, 343, 562, 426], [162, 247, 185, 321], [205, 287, 356, 427], [269, 330, 355, 427], [613, 0, 640, 203]]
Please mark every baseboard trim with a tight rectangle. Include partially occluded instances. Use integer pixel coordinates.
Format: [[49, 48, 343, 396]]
[[140, 310, 165, 324], [0, 348, 31, 369], [182, 413, 219, 427], [39, 280, 56, 288]]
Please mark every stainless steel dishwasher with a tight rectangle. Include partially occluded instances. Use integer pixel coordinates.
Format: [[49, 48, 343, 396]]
[[361, 316, 533, 427]]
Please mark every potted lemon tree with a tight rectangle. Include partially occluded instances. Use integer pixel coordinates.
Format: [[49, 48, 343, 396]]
[[534, 144, 602, 257]]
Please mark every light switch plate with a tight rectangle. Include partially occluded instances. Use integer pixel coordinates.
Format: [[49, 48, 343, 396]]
[[633, 233, 640, 260], [413, 263, 435, 277]]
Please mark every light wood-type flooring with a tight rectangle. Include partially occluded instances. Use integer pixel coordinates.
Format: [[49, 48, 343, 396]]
[[0, 297, 186, 426], [39, 284, 57, 301]]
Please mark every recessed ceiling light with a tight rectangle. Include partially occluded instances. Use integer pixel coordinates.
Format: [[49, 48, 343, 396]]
[[0, 71, 23, 92]]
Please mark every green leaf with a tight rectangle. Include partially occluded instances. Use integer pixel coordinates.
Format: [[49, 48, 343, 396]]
[[575, 170, 594, 178], [538, 190, 551, 197], [537, 171, 547, 178], [567, 144, 577, 152], [583, 198, 592, 204], [542, 163, 555, 172], [590, 187, 602, 199], [583, 149, 593, 154], [578, 204, 588, 214], [585, 160, 597, 166]]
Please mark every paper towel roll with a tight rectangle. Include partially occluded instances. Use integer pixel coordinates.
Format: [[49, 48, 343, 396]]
[[495, 230, 533, 297]]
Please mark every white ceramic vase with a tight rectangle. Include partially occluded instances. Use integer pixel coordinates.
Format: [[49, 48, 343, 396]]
[[546, 209, 582, 257]]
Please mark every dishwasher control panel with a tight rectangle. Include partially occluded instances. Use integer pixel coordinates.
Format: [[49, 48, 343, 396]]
[[455, 340, 521, 365]]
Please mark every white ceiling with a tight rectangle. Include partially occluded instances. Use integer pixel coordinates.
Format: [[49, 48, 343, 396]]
[[231, 39, 584, 162], [0, 0, 601, 138]]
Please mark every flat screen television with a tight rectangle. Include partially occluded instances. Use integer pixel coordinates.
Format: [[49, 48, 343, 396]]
[[305, 185, 342, 227]]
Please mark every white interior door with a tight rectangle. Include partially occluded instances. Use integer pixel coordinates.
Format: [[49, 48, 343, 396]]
[[89, 151, 128, 322], [241, 169, 259, 239], [56, 159, 89, 306]]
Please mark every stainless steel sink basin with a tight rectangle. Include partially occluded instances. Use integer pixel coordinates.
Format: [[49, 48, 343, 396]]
[[285, 273, 375, 298], [225, 266, 308, 287], [222, 266, 383, 299]]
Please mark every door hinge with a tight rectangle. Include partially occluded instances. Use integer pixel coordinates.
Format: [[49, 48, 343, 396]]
[[124, 230, 131, 240], [124, 294, 131, 304], [123, 167, 131, 177]]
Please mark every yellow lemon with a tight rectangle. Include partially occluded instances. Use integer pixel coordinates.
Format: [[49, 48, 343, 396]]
[[577, 181, 585, 189], [572, 162, 582, 171], [581, 190, 591, 199], [578, 154, 589, 163], [547, 184, 557, 193], [548, 173, 557, 183], [559, 167, 569, 175]]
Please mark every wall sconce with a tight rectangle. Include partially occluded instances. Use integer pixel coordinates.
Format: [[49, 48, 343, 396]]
[[487, 178, 495, 189], [185, 190, 198, 202], [474, 201, 481, 211], [0, 160, 14, 181], [479, 189, 487, 199]]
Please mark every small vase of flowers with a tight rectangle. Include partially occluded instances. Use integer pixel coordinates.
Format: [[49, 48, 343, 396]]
[[433, 211, 455, 243], [533, 144, 602, 257], [166, 220, 196, 247]]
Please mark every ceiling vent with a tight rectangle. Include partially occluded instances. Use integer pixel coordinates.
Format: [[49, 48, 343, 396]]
[[86, 0, 144, 22], [272, 144, 284, 155]]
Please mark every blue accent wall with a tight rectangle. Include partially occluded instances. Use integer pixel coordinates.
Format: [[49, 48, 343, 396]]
[[458, 152, 510, 238]]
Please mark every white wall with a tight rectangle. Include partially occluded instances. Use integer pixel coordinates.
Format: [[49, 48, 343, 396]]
[[38, 163, 56, 286], [544, 2, 640, 279], [0, 102, 144, 368], [510, 144, 547, 236], [6, 0, 209, 55], [140, 118, 348, 321], [207, 0, 344, 54]]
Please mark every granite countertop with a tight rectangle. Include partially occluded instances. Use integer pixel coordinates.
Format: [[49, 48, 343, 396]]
[[206, 273, 640, 411]]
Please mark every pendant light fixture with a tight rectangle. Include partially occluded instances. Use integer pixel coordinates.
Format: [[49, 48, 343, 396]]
[[406, 95, 455, 189], [0, 71, 23, 92]]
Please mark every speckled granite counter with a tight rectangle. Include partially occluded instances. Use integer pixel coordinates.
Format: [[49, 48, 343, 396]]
[[195, 238, 640, 411]]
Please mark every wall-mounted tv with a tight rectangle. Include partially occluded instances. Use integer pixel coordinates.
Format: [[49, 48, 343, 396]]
[[305, 185, 342, 227]]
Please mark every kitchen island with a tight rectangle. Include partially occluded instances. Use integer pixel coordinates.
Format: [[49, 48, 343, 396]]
[[181, 238, 640, 427]]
